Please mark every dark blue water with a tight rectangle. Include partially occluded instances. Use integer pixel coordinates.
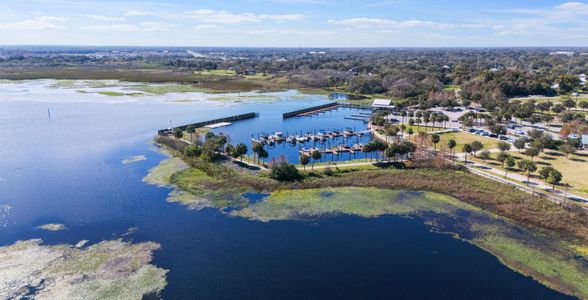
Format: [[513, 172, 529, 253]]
[[0, 86, 573, 299]]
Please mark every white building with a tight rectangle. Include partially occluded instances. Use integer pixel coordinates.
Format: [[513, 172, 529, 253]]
[[372, 99, 395, 110]]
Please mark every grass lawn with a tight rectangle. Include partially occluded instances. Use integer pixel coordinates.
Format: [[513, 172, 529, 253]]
[[471, 150, 588, 198], [194, 69, 237, 76], [437, 132, 499, 152], [400, 124, 445, 133]]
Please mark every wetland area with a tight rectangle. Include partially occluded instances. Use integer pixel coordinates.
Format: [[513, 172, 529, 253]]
[[0, 80, 586, 299]]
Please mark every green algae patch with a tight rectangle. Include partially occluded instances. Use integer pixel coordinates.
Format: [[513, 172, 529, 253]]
[[98, 91, 145, 97], [234, 188, 478, 221], [0, 239, 167, 299], [37, 223, 67, 231], [474, 234, 588, 298], [143, 156, 187, 187], [129, 84, 211, 94]]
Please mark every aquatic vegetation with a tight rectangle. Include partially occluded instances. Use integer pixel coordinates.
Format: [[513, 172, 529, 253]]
[[208, 94, 280, 102], [142, 156, 187, 187], [128, 84, 211, 95], [170, 168, 248, 209], [37, 223, 67, 231], [234, 187, 588, 299], [571, 244, 588, 257], [0, 239, 167, 299], [122, 155, 147, 165], [97, 91, 145, 97]]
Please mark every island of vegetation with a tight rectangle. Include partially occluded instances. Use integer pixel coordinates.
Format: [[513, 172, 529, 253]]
[[0, 239, 168, 300], [37, 223, 67, 231]]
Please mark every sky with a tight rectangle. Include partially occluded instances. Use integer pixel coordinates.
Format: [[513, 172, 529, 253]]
[[1, 0, 588, 47]]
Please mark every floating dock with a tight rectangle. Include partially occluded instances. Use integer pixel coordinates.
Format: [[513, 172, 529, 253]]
[[299, 144, 365, 156], [158, 112, 258, 135], [252, 129, 370, 146]]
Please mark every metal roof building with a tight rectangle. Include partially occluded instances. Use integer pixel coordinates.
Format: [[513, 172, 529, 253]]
[[371, 99, 395, 109]]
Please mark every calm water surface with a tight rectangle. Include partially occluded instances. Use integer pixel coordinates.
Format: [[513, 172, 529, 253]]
[[0, 81, 573, 299]]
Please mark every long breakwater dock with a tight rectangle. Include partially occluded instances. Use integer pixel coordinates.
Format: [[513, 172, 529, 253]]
[[158, 112, 258, 135], [283, 102, 372, 119]]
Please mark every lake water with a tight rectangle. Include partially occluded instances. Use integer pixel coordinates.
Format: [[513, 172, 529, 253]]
[[0, 80, 573, 299]]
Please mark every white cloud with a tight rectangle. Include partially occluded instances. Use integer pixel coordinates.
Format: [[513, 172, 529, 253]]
[[185, 9, 305, 24], [0, 16, 67, 30], [81, 22, 174, 32], [87, 15, 125, 22], [328, 18, 455, 30], [555, 2, 588, 14], [195, 24, 223, 30], [124, 10, 151, 16]]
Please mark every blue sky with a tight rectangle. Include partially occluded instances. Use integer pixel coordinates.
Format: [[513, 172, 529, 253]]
[[1, 0, 588, 47]]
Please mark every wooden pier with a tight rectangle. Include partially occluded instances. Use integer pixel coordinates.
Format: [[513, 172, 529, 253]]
[[158, 112, 258, 135]]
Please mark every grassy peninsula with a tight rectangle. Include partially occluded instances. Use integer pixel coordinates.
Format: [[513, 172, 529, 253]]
[[147, 135, 588, 298]]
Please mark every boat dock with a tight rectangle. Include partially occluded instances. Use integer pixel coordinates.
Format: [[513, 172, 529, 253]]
[[252, 129, 370, 146], [158, 112, 258, 135], [299, 144, 365, 156]]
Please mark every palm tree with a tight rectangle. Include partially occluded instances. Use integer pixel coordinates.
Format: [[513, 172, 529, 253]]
[[407, 128, 414, 142], [447, 139, 456, 159], [431, 134, 440, 151], [311, 149, 322, 169], [462, 143, 473, 162], [300, 154, 310, 170], [504, 157, 516, 178]]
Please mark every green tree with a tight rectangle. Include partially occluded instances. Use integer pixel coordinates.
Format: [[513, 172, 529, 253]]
[[252, 142, 264, 165], [225, 143, 235, 157], [269, 161, 301, 181], [234, 143, 248, 161], [562, 98, 577, 110], [447, 139, 457, 158], [311, 149, 322, 169], [407, 127, 414, 141], [524, 147, 540, 161], [504, 156, 516, 178], [470, 141, 484, 156], [462, 143, 473, 162], [173, 127, 183, 139], [497, 141, 511, 153], [384, 144, 399, 162], [431, 134, 440, 151], [299, 154, 310, 170], [496, 151, 510, 168], [559, 143, 576, 159], [186, 125, 196, 143], [539, 166, 563, 192], [258, 148, 269, 166], [513, 138, 526, 153], [517, 159, 537, 183], [479, 150, 490, 161], [556, 75, 581, 94]]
